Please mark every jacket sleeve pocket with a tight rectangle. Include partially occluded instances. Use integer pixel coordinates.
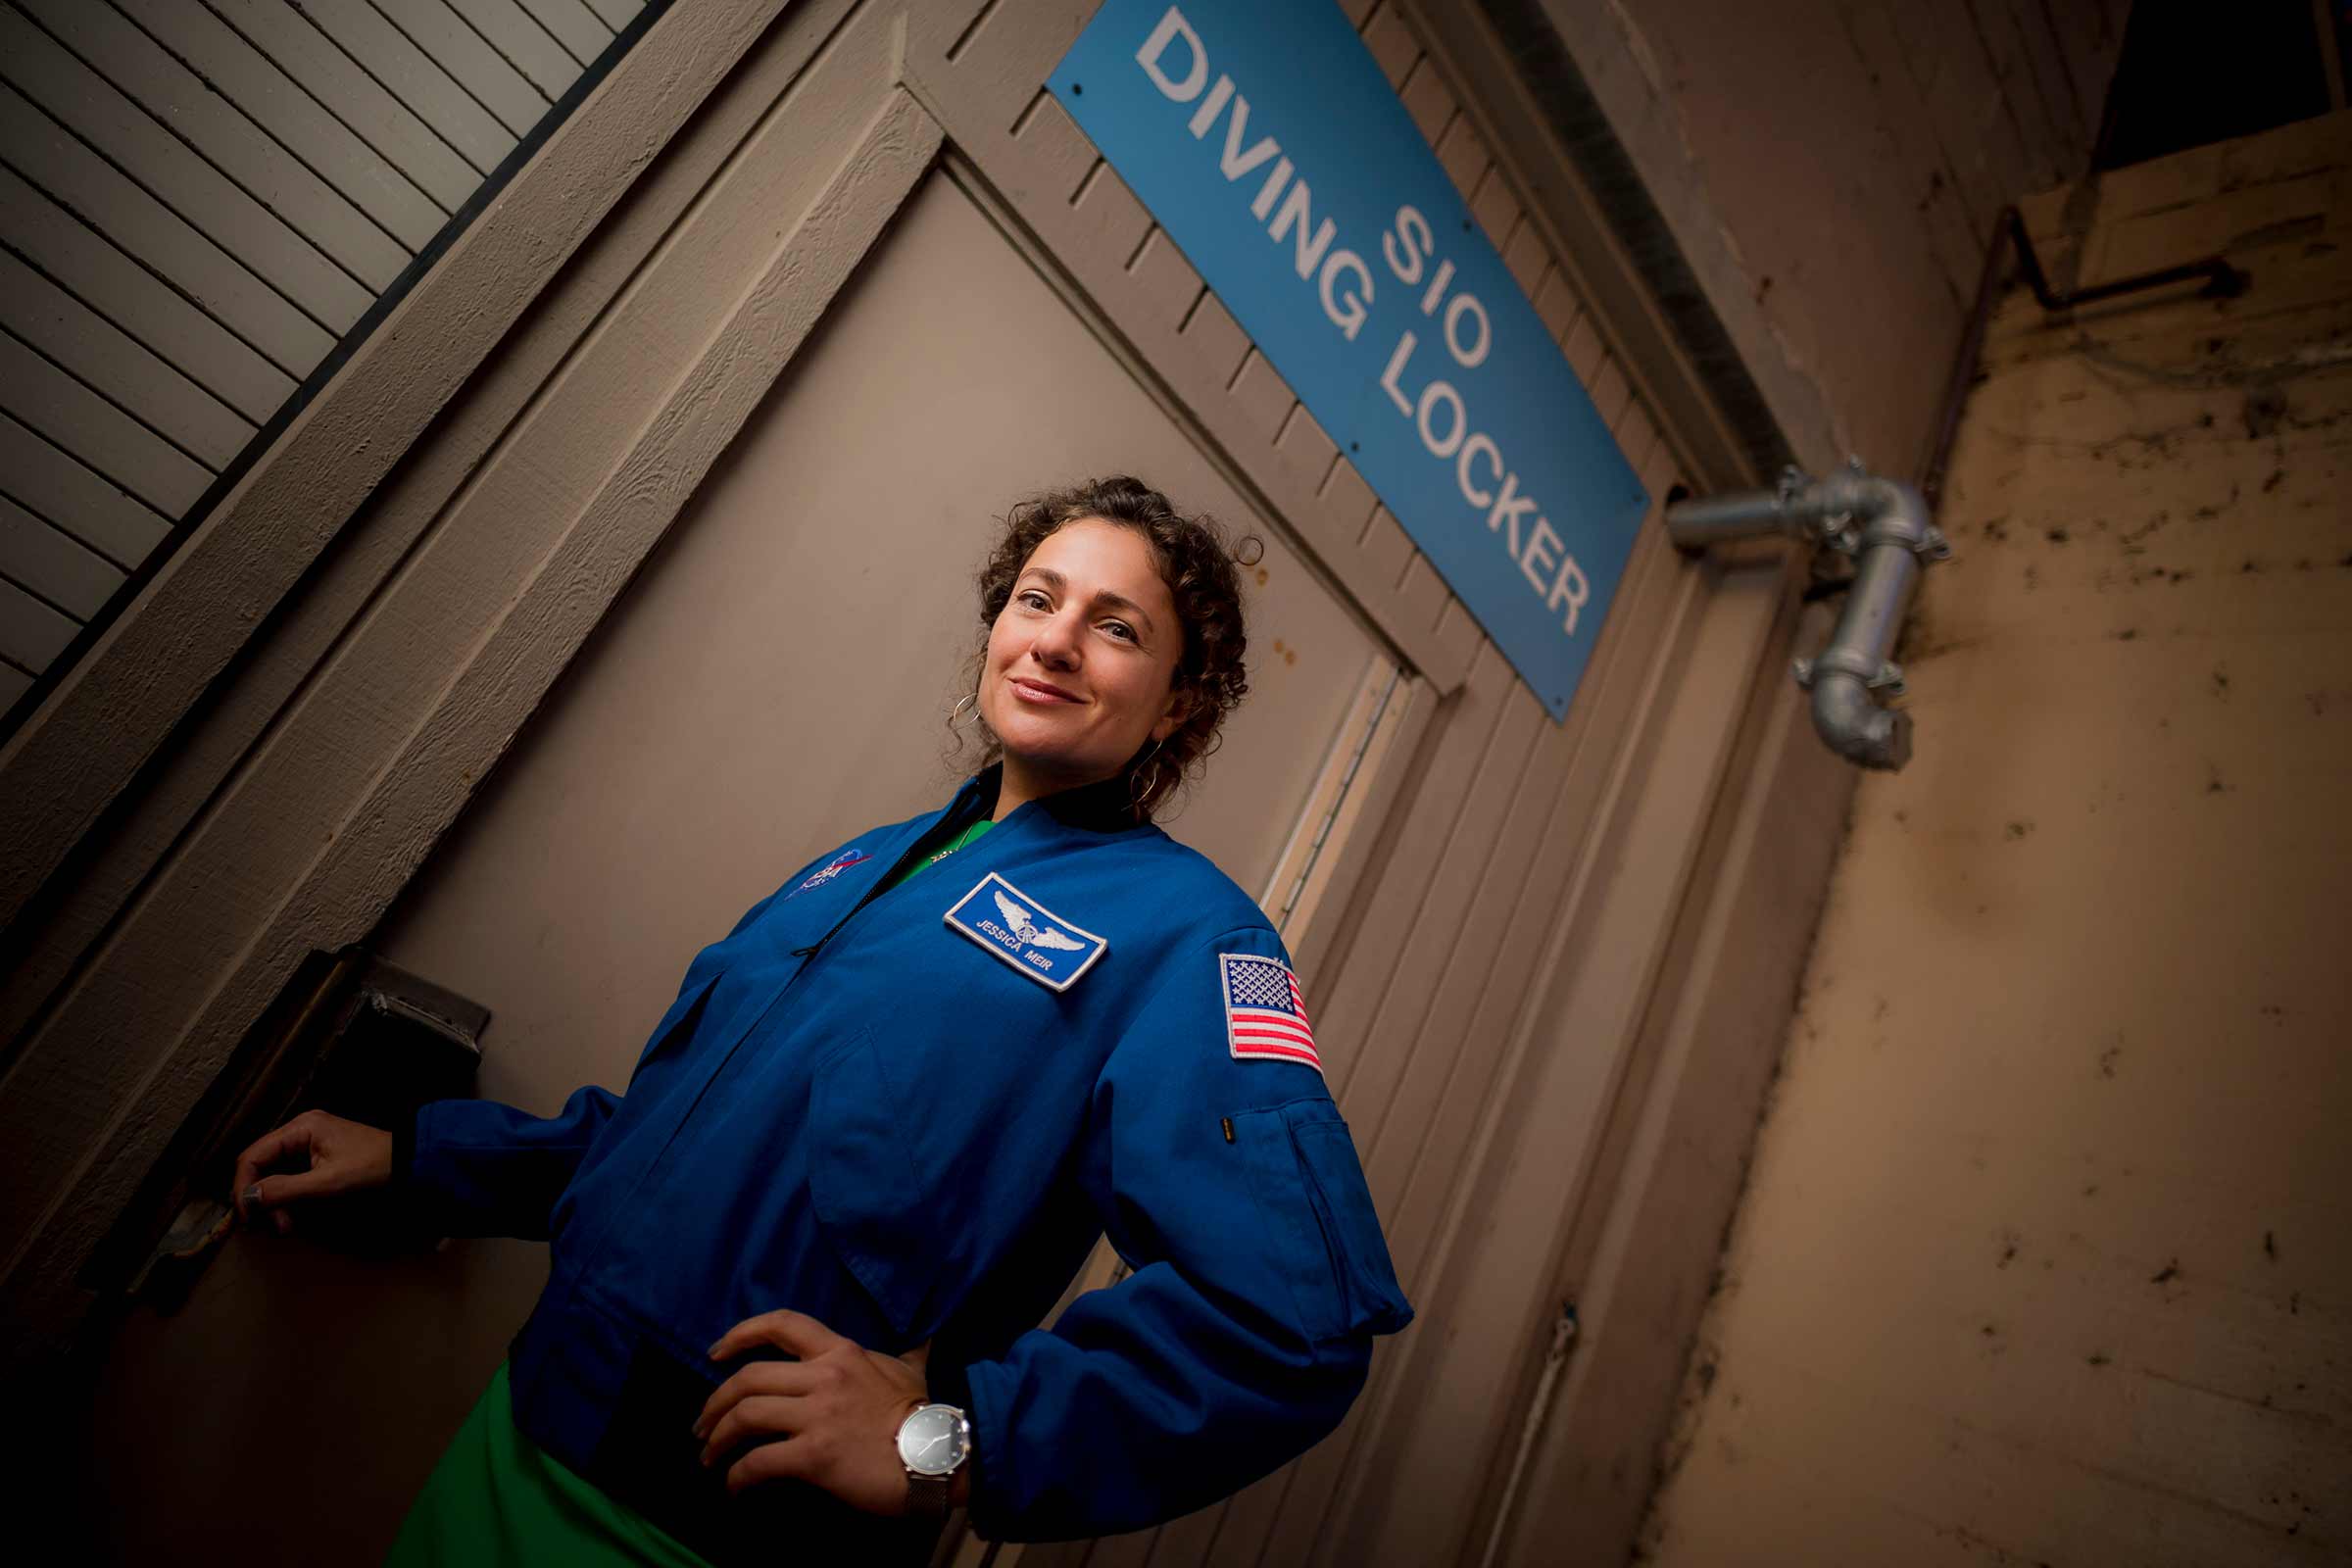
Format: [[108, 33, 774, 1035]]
[[1234, 1101, 1414, 1342]]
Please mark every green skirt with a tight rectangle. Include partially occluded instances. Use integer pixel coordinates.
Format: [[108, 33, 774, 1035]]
[[385, 1363, 711, 1567]]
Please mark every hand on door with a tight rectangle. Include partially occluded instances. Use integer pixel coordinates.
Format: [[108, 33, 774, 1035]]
[[232, 1109, 393, 1235]]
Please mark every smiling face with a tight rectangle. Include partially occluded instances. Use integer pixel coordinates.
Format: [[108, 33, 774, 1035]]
[[978, 517, 1187, 815]]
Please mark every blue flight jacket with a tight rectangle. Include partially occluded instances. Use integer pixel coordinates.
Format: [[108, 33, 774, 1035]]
[[399, 767, 1413, 1552]]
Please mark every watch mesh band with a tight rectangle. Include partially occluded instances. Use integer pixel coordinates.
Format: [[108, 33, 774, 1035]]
[[907, 1470, 951, 1517]]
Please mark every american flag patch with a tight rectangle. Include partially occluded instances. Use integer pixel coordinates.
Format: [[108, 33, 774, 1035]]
[[1220, 954, 1320, 1072]]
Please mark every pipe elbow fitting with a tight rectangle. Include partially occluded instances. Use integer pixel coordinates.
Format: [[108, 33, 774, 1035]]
[[1849, 476, 1937, 555], [1671, 466, 1942, 770], [1810, 671, 1913, 770]]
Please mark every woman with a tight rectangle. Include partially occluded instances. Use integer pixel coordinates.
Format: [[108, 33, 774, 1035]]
[[234, 477, 1413, 1565]]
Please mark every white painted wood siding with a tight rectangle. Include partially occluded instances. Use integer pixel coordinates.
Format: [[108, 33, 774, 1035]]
[[0, 0, 648, 709]]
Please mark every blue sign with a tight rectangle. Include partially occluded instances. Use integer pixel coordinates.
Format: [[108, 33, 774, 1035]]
[[1052, 1, 1648, 719]]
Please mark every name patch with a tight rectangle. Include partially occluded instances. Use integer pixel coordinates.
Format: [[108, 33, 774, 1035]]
[[945, 873, 1107, 993], [787, 849, 871, 898]]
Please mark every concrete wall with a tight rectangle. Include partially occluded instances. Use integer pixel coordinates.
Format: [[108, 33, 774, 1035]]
[[1531, 0, 2130, 475], [1641, 111, 2352, 1564]]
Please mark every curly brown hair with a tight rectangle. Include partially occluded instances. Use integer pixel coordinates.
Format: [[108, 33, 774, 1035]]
[[956, 475, 1261, 820]]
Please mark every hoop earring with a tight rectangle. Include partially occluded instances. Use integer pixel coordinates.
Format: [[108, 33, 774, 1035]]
[[1128, 738, 1169, 813], [949, 692, 977, 727]]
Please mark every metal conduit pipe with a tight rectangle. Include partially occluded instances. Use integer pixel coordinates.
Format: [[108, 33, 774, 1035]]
[[1664, 464, 1949, 769], [1662, 205, 2241, 772], [1655, 487, 1817, 550]]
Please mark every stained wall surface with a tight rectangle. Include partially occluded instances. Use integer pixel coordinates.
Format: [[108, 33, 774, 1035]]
[[1641, 112, 2352, 1565]]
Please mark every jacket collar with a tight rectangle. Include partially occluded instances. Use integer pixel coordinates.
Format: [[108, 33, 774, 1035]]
[[950, 763, 1143, 836]]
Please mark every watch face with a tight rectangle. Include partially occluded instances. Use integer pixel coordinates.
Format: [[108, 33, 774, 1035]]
[[897, 1403, 969, 1477]]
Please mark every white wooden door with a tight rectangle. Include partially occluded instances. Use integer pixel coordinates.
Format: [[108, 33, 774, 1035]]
[[372, 169, 1381, 1122]]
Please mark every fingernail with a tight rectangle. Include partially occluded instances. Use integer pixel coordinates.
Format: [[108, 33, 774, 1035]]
[[706, 1342, 723, 1359], [691, 1420, 709, 1442], [273, 1211, 292, 1236], [242, 1184, 263, 1208]]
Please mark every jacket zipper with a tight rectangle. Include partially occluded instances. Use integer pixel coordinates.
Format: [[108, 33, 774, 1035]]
[[566, 811, 986, 1273]]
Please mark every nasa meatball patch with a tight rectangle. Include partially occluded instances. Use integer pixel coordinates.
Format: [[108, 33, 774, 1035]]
[[786, 848, 870, 899], [945, 873, 1107, 993]]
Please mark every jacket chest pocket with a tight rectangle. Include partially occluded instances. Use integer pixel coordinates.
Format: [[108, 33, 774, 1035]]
[[806, 1027, 947, 1337], [804, 1005, 1095, 1341]]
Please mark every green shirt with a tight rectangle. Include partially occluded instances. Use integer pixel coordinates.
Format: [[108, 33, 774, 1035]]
[[880, 814, 993, 894], [387, 1362, 708, 1566]]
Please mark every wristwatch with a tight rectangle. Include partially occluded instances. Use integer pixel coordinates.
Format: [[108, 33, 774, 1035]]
[[895, 1401, 971, 1516]]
